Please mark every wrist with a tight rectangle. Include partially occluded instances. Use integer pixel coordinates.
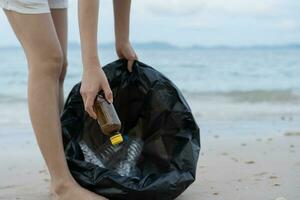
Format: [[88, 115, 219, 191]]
[[83, 65, 102, 73], [82, 56, 101, 69], [115, 39, 130, 48]]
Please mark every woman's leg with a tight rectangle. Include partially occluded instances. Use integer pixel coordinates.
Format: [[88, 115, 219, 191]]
[[50, 9, 68, 114], [4, 10, 107, 200]]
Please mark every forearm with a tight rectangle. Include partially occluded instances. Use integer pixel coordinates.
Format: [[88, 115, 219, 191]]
[[113, 0, 131, 45], [78, 0, 100, 68]]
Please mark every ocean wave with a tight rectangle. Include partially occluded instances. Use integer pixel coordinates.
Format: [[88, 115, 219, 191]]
[[183, 89, 300, 103], [0, 93, 27, 104], [1, 89, 300, 104]]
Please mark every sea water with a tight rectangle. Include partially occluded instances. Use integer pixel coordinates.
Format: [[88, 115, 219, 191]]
[[1, 46, 300, 134], [1, 46, 300, 101]]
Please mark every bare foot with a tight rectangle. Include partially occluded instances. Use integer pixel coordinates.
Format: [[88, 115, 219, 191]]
[[51, 180, 108, 200]]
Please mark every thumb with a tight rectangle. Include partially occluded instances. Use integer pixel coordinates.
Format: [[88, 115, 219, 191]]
[[85, 94, 97, 119], [103, 86, 113, 104]]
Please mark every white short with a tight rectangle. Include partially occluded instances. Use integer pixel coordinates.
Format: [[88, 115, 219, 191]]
[[0, 0, 68, 14]]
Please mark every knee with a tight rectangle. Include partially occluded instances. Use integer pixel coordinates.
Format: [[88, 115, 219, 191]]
[[30, 49, 64, 80], [45, 51, 64, 80]]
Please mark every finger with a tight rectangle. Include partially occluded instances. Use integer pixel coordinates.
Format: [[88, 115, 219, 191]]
[[127, 59, 134, 72], [127, 52, 138, 72], [85, 94, 97, 119], [80, 89, 87, 107], [103, 85, 113, 104]]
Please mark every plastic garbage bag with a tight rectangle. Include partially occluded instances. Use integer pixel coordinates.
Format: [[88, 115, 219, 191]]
[[60, 59, 201, 200]]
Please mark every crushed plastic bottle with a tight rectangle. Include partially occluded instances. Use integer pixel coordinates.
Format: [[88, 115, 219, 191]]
[[80, 139, 124, 168], [79, 141, 104, 168], [94, 139, 123, 166], [111, 137, 144, 177], [80, 137, 144, 177]]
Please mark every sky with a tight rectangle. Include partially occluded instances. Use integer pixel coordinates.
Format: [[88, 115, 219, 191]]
[[0, 0, 300, 47]]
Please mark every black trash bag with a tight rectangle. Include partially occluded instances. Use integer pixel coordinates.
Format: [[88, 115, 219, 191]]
[[60, 59, 200, 200]]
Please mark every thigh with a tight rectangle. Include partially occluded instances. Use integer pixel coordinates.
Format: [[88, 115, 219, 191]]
[[4, 10, 62, 66]]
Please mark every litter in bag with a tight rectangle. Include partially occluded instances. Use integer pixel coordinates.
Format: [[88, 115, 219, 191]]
[[60, 59, 201, 200]]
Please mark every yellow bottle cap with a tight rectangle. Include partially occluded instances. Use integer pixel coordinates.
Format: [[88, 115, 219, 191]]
[[110, 133, 123, 145]]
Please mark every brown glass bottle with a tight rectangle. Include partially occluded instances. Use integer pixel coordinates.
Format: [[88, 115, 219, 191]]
[[93, 94, 123, 145]]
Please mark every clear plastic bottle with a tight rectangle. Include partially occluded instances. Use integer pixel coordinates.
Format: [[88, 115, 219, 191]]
[[79, 136, 143, 177], [112, 137, 144, 177], [79, 141, 104, 168], [94, 138, 124, 167]]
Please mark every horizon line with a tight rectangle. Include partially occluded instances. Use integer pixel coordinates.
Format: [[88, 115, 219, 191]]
[[1, 41, 300, 49]]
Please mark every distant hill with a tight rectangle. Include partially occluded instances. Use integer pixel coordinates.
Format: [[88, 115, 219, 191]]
[[97, 42, 300, 50], [187, 44, 300, 50]]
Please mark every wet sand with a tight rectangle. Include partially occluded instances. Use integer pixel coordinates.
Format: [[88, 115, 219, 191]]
[[0, 130, 299, 200]]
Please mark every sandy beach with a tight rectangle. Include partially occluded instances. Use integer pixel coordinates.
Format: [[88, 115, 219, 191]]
[[180, 133, 300, 200], [0, 94, 299, 200], [0, 130, 299, 200]]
